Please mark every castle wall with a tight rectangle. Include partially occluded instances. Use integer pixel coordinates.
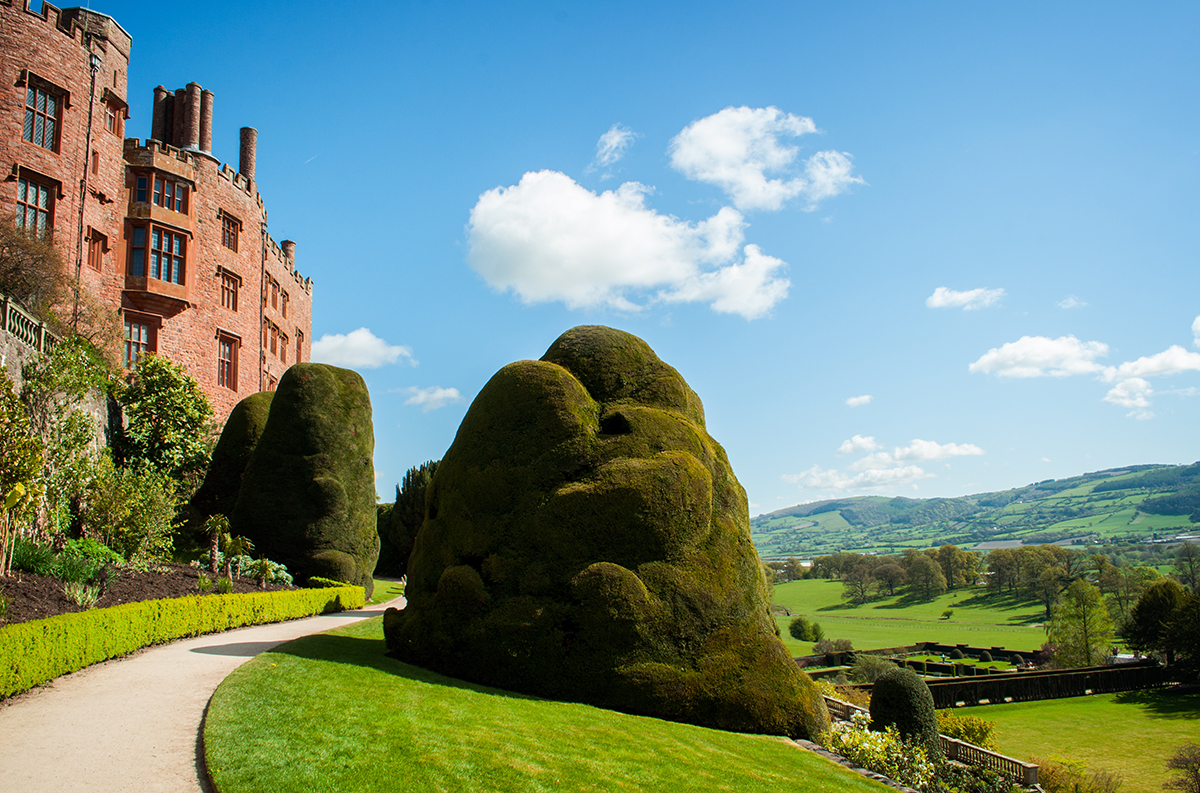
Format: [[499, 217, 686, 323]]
[[0, 1, 315, 424]]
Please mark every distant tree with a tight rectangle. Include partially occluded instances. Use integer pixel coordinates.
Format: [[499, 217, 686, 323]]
[[1165, 594, 1200, 682], [874, 563, 906, 596], [1165, 744, 1200, 793], [841, 563, 875, 604], [906, 554, 947, 600], [986, 547, 1018, 593], [781, 557, 805, 582], [1175, 541, 1200, 592], [850, 654, 896, 683], [937, 544, 979, 590], [1047, 579, 1114, 667], [1105, 565, 1160, 630], [1127, 578, 1189, 664]]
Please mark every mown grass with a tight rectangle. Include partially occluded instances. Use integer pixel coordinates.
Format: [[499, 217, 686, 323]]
[[972, 689, 1200, 792], [204, 617, 890, 793], [367, 577, 405, 605], [772, 579, 1047, 656]]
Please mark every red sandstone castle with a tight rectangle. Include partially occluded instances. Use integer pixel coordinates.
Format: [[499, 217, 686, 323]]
[[0, 1, 313, 420]]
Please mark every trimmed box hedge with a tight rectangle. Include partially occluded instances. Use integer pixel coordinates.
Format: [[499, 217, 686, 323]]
[[0, 585, 365, 698]]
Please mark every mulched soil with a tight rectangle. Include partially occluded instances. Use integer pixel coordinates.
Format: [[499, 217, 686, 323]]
[[0, 563, 295, 627]]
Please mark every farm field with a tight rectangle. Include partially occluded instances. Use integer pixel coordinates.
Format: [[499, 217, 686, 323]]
[[972, 689, 1200, 792], [753, 463, 1200, 559], [771, 579, 1047, 656], [205, 617, 890, 793]]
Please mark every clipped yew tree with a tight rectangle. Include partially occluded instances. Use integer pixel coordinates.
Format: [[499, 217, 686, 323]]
[[232, 364, 378, 597], [384, 326, 829, 738], [190, 391, 274, 524]]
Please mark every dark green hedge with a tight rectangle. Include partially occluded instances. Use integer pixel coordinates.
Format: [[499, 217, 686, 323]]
[[0, 586, 364, 698]]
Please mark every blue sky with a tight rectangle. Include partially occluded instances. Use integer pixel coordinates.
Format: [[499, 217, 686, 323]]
[[95, 0, 1199, 514]]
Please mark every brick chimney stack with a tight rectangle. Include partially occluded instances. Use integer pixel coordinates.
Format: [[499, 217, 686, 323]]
[[172, 88, 186, 147], [240, 127, 257, 183], [281, 240, 296, 270], [151, 85, 169, 142], [199, 89, 214, 153], [184, 83, 202, 149]]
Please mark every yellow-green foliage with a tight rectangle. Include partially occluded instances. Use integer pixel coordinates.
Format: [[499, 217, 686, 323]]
[[232, 365, 379, 599], [0, 586, 364, 698], [936, 709, 998, 749], [386, 326, 830, 739]]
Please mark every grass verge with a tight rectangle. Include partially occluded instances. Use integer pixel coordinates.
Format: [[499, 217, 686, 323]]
[[204, 616, 890, 793], [972, 688, 1200, 792]]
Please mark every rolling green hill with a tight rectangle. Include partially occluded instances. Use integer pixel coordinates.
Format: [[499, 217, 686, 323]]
[[753, 463, 1200, 559]]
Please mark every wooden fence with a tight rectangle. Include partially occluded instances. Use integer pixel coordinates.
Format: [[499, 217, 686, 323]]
[[822, 696, 1039, 786]]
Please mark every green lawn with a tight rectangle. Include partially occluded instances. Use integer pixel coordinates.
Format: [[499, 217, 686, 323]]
[[772, 579, 1047, 656], [971, 689, 1200, 793], [204, 617, 890, 793], [367, 577, 405, 605]]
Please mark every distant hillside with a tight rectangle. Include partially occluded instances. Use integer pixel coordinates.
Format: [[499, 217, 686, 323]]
[[752, 463, 1200, 558]]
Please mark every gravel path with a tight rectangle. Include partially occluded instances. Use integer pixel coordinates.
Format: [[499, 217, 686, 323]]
[[0, 596, 405, 793]]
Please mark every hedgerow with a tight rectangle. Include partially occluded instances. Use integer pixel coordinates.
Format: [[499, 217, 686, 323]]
[[0, 585, 364, 697]]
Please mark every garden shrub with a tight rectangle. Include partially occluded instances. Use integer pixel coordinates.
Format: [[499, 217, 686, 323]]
[[0, 585, 365, 697], [835, 684, 872, 710], [823, 710, 935, 789], [833, 638, 854, 652], [1009, 654, 1024, 666], [869, 666, 942, 761], [1034, 755, 1123, 793], [63, 538, 123, 566], [82, 456, 177, 565], [979, 650, 992, 663], [232, 364, 378, 599], [936, 709, 998, 749], [385, 326, 829, 739], [1164, 744, 1200, 793], [53, 553, 101, 584], [216, 577, 233, 594], [850, 654, 896, 683], [11, 538, 56, 577], [789, 615, 816, 642], [308, 576, 350, 588], [949, 648, 965, 660]]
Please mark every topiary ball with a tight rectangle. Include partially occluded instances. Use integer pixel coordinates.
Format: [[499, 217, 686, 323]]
[[1009, 653, 1024, 666], [979, 650, 993, 663], [869, 667, 942, 761], [949, 648, 965, 660]]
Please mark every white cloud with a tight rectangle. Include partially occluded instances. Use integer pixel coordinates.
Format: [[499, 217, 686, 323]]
[[926, 286, 1006, 311], [668, 106, 862, 212], [1105, 378, 1154, 420], [783, 464, 932, 492], [1193, 315, 1200, 347], [849, 439, 984, 470], [403, 386, 462, 412], [311, 328, 414, 369], [845, 394, 872, 407], [590, 124, 636, 170], [837, 434, 879, 454], [1108, 346, 1200, 382], [466, 170, 789, 319], [969, 335, 1109, 378], [1057, 295, 1088, 309]]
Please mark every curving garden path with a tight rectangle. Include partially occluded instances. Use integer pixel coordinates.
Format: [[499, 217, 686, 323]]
[[0, 594, 405, 793]]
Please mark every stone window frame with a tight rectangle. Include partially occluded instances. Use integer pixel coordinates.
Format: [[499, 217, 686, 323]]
[[295, 329, 304, 364], [152, 174, 189, 214], [87, 227, 108, 272], [101, 88, 127, 137], [220, 210, 241, 252], [122, 312, 159, 368], [128, 221, 188, 285], [19, 71, 70, 153], [217, 330, 239, 390], [16, 171, 56, 239], [218, 267, 240, 312]]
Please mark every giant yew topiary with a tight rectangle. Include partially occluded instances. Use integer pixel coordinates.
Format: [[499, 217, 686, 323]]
[[190, 391, 274, 525], [384, 326, 829, 739], [231, 364, 378, 598]]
